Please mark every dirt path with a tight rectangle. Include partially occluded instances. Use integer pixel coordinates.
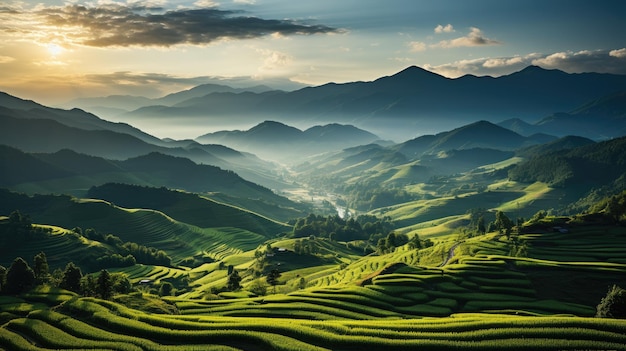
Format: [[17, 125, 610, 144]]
[[439, 242, 461, 267]]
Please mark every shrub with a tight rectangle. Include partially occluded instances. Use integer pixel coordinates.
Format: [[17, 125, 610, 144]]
[[596, 285, 626, 319]]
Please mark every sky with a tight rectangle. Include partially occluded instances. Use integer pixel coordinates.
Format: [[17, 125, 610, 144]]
[[0, 0, 625, 105]]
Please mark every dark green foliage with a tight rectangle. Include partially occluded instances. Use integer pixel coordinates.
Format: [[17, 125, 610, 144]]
[[248, 279, 267, 296], [80, 275, 96, 297], [293, 238, 318, 255], [589, 190, 626, 223], [377, 232, 410, 254], [59, 262, 82, 293], [227, 270, 242, 291], [338, 186, 415, 212], [266, 268, 281, 293], [96, 270, 113, 300], [509, 135, 626, 188], [293, 214, 394, 242], [596, 285, 626, 319], [85, 229, 171, 268], [95, 254, 137, 269], [120, 242, 170, 266], [0, 265, 6, 293], [159, 281, 174, 296], [494, 211, 514, 236], [33, 251, 50, 285], [111, 273, 132, 295], [5, 257, 35, 294], [0, 210, 42, 244]]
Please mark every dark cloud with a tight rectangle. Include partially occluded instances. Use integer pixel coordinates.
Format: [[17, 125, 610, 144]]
[[36, 5, 339, 47]]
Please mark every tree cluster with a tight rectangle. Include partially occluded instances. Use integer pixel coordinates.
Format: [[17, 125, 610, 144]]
[[292, 214, 394, 242], [81, 228, 172, 267], [589, 190, 626, 223], [0, 251, 131, 300], [0, 210, 51, 245]]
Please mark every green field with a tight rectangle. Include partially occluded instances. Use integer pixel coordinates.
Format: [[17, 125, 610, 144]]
[[2, 290, 626, 351], [2, 186, 626, 350]]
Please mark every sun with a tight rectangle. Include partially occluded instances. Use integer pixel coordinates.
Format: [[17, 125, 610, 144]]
[[46, 43, 65, 57]]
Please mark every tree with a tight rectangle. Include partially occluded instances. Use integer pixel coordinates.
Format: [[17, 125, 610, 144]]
[[477, 216, 486, 235], [111, 273, 132, 294], [0, 265, 6, 293], [59, 262, 83, 293], [96, 269, 113, 299], [494, 211, 514, 237], [81, 274, 96, 297], [33, 251, 50, 285], [266, 268, 281, 294], [227, 269, 242, 291], [5, 257, 35, 294], [159, 282, 174, 296], [249, 279, 267, 296], [408, 234, 423, 250], [596, 285, 626, 319]]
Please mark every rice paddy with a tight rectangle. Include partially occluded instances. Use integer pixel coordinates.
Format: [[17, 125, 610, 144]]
[[2, 188, 626, 350], [2, 293, 626, 351]]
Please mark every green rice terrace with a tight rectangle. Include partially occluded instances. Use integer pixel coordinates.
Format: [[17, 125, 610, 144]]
[[1, 186, 626, 350]]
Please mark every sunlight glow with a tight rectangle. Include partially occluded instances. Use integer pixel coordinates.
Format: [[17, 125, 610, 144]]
[[46, 43, 64, 57]]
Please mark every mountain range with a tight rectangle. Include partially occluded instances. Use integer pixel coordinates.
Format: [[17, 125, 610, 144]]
[[99, 65, 626, 141], [0, 145, 307, 221], [0, 92, 385, 188], [196, 120, 382, 160]]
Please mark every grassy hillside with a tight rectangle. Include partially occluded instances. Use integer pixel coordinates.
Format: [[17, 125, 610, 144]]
[[0, 188, 288, 267], [3, 291, 626, 351], [3, 219, 626, 350]]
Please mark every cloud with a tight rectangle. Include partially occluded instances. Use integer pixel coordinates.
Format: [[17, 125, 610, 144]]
[[408, 41, 426, 52], [257, 49, 292, 71], [194, 0, 219, 7], [424, 49, 626, 78], [609, 48, 626, 58], [0, 55, 15, 64], [434, 24, 454, 33], [433, 27, 500, 48], [531, 49, 626, 74], [4, 3, 339, 48]]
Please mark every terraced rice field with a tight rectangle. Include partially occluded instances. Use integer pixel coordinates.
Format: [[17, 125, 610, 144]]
[[2, 294, 626, 351]]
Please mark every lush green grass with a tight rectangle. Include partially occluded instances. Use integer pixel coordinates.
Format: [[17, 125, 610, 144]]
[[2, 295, 626, 351]]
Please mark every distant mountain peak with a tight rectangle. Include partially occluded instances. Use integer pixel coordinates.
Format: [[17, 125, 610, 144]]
[[514, 65, 566, 76], [382, 65, 446, 82]]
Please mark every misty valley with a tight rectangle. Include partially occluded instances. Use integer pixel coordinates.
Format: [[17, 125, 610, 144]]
[[2, 66, 626, 350]]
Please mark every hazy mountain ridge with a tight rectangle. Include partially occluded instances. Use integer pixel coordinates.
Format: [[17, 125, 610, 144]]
[[0, 93, 165, 146], [0, 104, 293, 190], [196, 120, 382, 160], [62, 83, 280, 117], [0, 145, 308, 221], [393, 120, 553, 159], [119, 65, 626, 141]]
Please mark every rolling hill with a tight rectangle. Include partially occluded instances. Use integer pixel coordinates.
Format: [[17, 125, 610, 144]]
[[0, 92, 165, 146], [0, 107, 293, 191], [509, 135, 626, 188], [0, 146, 307, 221], [393, 120, 554, 159], [0, 186, 290, 267]]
